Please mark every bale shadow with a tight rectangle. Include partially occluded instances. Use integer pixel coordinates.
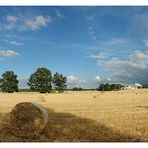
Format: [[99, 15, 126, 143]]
[[137, 106, 148, 109], [0, 108, 141, 142]]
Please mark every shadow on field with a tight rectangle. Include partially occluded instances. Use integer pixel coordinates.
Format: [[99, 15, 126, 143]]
[[0, 108, 141, 142], [137, 105, 148, 109]]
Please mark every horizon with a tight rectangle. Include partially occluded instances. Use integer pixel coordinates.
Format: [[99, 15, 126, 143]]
[[0, 6, 148, 88]]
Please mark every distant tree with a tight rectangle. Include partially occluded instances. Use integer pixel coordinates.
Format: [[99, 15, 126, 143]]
[[78, 87, 83, 91], [98, 83, 104, 91], [142, 85, 148, 88], [72, 87, 79, 91], [52, 72, 67, 92], [0, 71, 19, 93], [28, 67, 52, 93], [104, 83, 110, 91], [110, 84, 116, 90], [0, 78, 2, 86], [98, 83, 123, 91], [72, 87, 83, 91]]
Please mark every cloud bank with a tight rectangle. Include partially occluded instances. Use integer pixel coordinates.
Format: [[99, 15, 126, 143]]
[[95, 49, 148, 84]]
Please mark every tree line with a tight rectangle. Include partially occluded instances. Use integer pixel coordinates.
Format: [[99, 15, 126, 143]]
[[71, 84, 124, 91], [97, 83, 123, 91], [0, 67, 67, 93]]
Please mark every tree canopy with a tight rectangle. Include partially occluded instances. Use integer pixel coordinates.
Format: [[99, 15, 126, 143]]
[[52, 72, 67, 92], [0, 71, 19, 93], [72, 87, 83, 91], [97, 83, 123, 91], [28, 67, 52, 93]]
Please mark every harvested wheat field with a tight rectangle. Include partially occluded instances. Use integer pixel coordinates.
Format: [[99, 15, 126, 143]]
[[0, 89, 148, 142]]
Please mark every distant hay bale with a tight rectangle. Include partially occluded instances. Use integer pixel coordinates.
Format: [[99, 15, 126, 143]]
[[9, 102, 48, 137], [37, 95, 46, 102]]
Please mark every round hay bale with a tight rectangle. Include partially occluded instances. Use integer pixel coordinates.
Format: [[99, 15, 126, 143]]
[[37, 95, 46, 102], [9, 102, 48, 137]]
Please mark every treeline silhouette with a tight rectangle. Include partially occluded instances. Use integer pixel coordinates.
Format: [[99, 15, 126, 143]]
[[97, 83, 123, 91], [142, 85, 148, 88], [0, 67, 67, 93], [71, 83, 123, 91]]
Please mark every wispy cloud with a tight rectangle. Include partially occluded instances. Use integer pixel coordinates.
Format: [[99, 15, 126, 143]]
[[143, 40, 148, 48], [5, 15, 17, 30], [6, 15, 17, 23], [24, 15, 52, 31], [90, 51, 108, 59], [86, 14, 95, 21], [9, 40, 24, 46], [1, 15, 52, 31], [133, 13, 148, 33], [88, 26, 96, 40], [67, 75, 86, 88], [0, 38, 24, 46], [55, 10, 65, 19], [0, 50, 19, 58], [107, 38, 127, 45], [61, 42, 99, 51]]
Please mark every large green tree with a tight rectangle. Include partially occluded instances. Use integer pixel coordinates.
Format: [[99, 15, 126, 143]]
[[0, 71, 19, 93], [28, 67, 52, 93], [52, 72, 67, 92]]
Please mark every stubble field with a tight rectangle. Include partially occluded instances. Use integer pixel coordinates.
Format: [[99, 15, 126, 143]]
[[0, 89, 148, 142]]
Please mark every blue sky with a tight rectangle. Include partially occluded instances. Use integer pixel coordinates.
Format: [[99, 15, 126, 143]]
[[0, 6, 148, 88]]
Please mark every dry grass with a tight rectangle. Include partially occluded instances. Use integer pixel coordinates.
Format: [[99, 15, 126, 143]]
[[0, 89, 148, 142]]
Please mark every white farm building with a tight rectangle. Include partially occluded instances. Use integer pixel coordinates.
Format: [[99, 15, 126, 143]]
[[124, 83, 143, 90]]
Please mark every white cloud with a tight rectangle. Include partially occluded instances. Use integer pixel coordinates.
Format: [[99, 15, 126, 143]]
[[67, 75, 87, 88], [1, 38, 24, 46], [9, 40, 24, 46], [5, 15, 17, 30], [0, 50, 19, 58], [90, 52, 108, 59], [96, 49, 148, 84], [94, 75, 101, 81], [6, 15, 17, 23], [2, 15, 52, 31], [24, 15, 52, 30]]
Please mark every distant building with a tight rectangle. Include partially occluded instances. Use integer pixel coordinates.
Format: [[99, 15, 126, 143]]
[[135, 83, 143, 89], [124, 85, 136, 90], [124, 83, 143, 90]]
